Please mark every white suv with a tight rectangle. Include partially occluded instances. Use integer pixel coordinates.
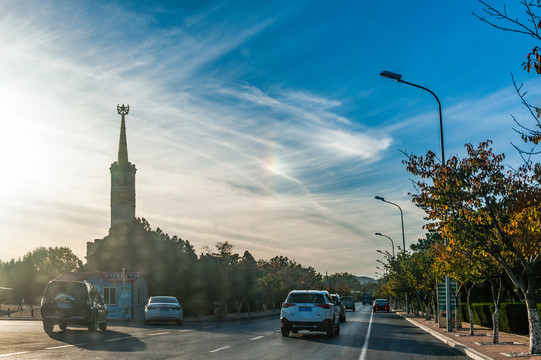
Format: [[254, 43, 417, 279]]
[[280, 290, 340, 337]]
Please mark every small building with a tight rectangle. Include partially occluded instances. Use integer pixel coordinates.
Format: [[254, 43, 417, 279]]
[[54, 271, 147, 321]]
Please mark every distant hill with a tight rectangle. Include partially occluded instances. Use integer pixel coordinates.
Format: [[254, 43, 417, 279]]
[[356, 276, 375, 284]]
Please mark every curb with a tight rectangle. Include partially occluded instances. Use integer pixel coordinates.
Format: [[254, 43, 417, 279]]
[[401, 315, 494, 360]]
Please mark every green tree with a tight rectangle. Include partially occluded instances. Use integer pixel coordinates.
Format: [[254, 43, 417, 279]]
[[404, 141, 541, 354]]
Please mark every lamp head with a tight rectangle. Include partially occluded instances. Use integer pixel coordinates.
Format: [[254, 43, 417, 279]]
[[375, 232, 382, 236], [375, 196, 385, 201], [380, 71, 403, 82]]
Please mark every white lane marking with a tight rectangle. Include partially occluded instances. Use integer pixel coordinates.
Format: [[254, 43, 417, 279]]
[[149, 332, 170, 336], [209, 346, 231, 353], [104, 336, 133, 342], [0, 352, 29, 357], [359, 309, 374, 360], [178, 329, 190, 332], [250, 336, 264, 340], [46, 344, 76, 350]]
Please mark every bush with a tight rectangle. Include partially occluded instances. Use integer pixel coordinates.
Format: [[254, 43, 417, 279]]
[[461, 302, 541, 335]]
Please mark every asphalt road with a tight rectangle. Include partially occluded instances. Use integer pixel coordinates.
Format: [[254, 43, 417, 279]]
[[0, 305, 469, 359]]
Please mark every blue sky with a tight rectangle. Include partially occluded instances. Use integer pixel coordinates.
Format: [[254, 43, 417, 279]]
[[0, 0, 539, 277]]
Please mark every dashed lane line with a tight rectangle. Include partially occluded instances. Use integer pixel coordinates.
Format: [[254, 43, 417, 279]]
[[250, 336, 264, 340], [149, 332, 170, 336], [104, 336, 133, 342], [209, 346, 231, 353], [46, 344, 79, 350], [0, 352, 29, 357]]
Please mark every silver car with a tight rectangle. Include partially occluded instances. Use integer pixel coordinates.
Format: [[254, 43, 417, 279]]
[[145, 296, 183, 325]]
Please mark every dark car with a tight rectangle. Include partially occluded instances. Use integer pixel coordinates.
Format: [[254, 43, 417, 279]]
[[40, 280, 107, 333], [341, 296, 355, 311], [372, 298, 389, 312], [330, 293, 346, 322]]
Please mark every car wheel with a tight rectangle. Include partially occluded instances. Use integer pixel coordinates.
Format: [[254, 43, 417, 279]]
[[335, 321, 340, 335], [145, 320, 150, 325], [292, 329, 298, 334], [99, 321, 107, 331], [326, 319, 336, 338], [43, 320, 54, 334], [353, 307, 356, 311], [88, 312, 98, 332], [59, 322, 67, 331], [176, 319, 183, 325], [281, 327, 290, 337]]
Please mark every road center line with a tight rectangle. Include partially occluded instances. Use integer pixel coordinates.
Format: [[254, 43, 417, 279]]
[[0, 352, 29, 357], [359, 310, 374, 360], [250, 336, 264, 340], [149, 332, 170, 336], [209, 346, 230, 353]]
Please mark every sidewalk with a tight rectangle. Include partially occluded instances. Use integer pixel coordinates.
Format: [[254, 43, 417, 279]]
[[397, 310, 541, 360]]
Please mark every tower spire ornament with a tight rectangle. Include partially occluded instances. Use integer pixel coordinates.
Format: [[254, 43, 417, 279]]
[[117, 104, 130, 116]]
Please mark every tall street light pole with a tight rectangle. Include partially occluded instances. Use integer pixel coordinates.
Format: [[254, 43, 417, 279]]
[[375, 232, 395, 258], [374, 196, 405, 255], [380, 70, 451, 333]]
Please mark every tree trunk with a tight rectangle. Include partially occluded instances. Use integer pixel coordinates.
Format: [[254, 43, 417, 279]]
[[525, 273, 541, 354], [467, 287, 474, 336], [490, 275, 503, 345], [492, 306, 499, 344]]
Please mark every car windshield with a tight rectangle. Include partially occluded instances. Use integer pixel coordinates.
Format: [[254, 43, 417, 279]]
[[287, 293, 325, 304], [43, 281, 87, 301], [150, 297, 178, 304]]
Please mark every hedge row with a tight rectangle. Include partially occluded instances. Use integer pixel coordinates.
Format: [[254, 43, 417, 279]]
[[460, 303, 541, 335]]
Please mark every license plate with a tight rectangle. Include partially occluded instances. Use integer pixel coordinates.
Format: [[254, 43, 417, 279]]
[[57, 303, 71, 309], [298, 307, 312, 312]]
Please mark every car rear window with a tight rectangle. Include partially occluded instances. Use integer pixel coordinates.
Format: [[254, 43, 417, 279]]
[[150, 297, 178, 304], [286, 293, 325, 304], [43, 281, 87, 301], [375, 300, 388, 305]]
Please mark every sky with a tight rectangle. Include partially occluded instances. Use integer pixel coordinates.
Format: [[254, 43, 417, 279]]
[[0, 0, 540, 278]]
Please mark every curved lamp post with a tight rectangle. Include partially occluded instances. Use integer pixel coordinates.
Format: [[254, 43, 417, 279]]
[[380, 70, 451, 332], [374, 196, 405, 256], [375, 232, 395, 258]]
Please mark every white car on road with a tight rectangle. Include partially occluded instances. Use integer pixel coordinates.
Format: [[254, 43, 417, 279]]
[[280, 290, 340, 337], [145, 296, 183, 325]]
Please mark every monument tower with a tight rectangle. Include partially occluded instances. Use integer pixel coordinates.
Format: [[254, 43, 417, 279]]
[[110, 104, 136, 226]]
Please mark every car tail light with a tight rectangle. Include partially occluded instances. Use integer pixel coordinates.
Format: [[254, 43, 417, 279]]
[[315, 303, 330, 309], [282, 302, 295, 308]]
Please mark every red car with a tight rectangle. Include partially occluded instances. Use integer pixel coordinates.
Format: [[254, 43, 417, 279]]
[[373, 299, 389, 312]]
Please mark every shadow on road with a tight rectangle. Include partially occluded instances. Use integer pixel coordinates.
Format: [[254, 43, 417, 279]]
[[46, 328, 146, 352]]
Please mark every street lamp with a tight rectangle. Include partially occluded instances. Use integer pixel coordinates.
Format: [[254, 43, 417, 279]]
[[375, 196, 405, 255], [375, 232, 395, 258], [380, 70, 451, 332]]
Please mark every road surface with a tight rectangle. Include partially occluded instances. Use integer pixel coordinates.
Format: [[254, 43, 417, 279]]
[[0, 304, 468, 359]]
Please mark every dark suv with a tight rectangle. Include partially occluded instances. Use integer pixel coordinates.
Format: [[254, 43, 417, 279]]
[[41, 280, 108, 333]]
